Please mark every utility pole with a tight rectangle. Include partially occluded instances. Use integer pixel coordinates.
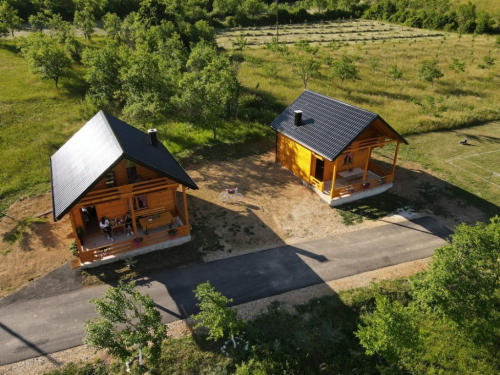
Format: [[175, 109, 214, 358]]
[[276, 0, 279, 43]]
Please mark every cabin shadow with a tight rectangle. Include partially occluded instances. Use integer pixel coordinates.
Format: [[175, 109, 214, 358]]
[[335, 161, 500, 225]]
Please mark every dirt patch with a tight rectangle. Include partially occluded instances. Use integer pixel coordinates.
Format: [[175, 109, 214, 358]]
[[0, 194, 73, 299], [2, 150, 482, 297]]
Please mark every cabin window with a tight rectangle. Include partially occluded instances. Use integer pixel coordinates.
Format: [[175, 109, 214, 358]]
[[126, 160, 138, 184], [128, 195, 148, 211], [342, 153, 353, 165], [105, 170, 116, 187]]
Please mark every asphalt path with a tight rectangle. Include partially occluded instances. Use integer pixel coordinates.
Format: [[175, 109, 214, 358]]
[[0, 216, 451, 366]]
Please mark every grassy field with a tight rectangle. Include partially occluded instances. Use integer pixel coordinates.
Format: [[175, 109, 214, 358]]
[[456, 0, 500, 14], [2, 20, 500, 217]]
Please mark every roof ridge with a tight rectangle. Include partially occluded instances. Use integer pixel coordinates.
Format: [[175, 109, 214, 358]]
[[101, 111, 126, 155], [304, 90, 377, 117]]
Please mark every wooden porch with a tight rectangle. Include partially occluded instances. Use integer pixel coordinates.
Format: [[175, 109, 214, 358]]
[[308, 137, 400, 205], [69, 177, 191, 268]]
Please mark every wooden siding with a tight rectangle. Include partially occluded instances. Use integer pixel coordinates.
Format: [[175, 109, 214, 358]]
[[114, 159, 128, 186], [337, 148, 368, 173], [71, 207, 84, 228], [145, 188, 177, 214], [277, 133, 312, 181], [96, 200, 128, 222], [136, 164, 160, 180]]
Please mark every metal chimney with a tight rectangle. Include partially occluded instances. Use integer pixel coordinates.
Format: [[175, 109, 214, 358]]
[[148, 129, 158, 147], [294, 110, 303, 126]]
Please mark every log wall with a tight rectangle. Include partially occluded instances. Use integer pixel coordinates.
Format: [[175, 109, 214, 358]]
[[277, 133, 312, 181]]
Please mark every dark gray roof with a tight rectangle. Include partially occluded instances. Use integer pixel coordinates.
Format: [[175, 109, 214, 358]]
[[50, 111, 198, 221], [270, 90, 407, 161]]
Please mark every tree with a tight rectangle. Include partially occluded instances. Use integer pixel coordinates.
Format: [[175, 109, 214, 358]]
[[17, 33, 71, 87], [329, 54, 359, 87], [292, 53, 320, 89], [47, 13, 72, 44], [102, 12, 122, 42], [28, 12, 47, 32], [417, 58, 443, 89], [356, 296, 421, 366], [192, 281, 245, 349], [74, 8, 96, 41], [84, 281, 167, 369], [232, 34, 247, 52], [65, 34, 83, 63], [82, 41, 129, 103], [412, 217, 500, 341], [448, 57, 465, 75], [389, 64, 403, 81], [0, 1, 23, 37]]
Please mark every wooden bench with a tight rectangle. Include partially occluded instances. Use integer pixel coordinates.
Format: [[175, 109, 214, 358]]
[[135, 207, 165, 218], [139, 212, 174, 232]]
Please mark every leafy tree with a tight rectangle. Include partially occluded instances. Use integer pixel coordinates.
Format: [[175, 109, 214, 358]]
[[82, 41, 129, 103], [417, 58, 443, 89], [74, 7, 96, 41], [356, 296, 421, 366], [292, 53, 320, 89], [389, 63, 403, 81], [65, 34, 83, 63], [479, 51, 495, 69], [47, 13, 72, 44], [0, 1, 23, 37], [412, 217, 500, 342], [0, 21, 7, 38], [17, 33, 71, 87], [28, 12, 47, 32], [232, 34, 247, 52], [102, 12, 122, 42], [448, 57, 465, 75], [263, 61, 279, 79], [192, 281, 245, 348], [199, 53, 240, 139], [329, 54, 359, 87], [172, 71, 204, 122], [212, 0, 239, 16], [84, 281, 167, 369], [456, 1, 476, 34]]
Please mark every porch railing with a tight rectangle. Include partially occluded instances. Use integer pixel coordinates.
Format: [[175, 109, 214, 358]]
[[79, 224, 191, 263], [332, 173, 394, 198], [309, 176, 324, 192]]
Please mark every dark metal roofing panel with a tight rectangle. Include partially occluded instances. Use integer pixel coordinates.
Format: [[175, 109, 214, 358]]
[[104, 113, 198, 191], [270, 90, 405, 161], [50, 111, 122, 221], [50, 111, 198, 221]]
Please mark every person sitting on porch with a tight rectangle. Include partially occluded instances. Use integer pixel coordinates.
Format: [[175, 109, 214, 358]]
[[124, 214, 134, 236], [99, 217, 114, 242]]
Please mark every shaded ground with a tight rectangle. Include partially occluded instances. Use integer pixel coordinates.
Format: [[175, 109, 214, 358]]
[[1, 147, 496, 296]]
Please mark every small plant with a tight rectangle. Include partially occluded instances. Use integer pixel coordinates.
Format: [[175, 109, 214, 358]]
[[167, 228, 178, 238], [124, 257, 138, 269], [379, 176, 387, 184], [98, 246, 110, 258], [77, 226, 85, 245], [133, 237, 143, 247], [69, 240, 78, 256], [346, 185, 355, 193], [363, 182, 371, 189]]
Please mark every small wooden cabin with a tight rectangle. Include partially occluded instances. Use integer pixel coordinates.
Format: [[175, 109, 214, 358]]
[[270, 90, 408, 206], [50, 111, 198, 268]]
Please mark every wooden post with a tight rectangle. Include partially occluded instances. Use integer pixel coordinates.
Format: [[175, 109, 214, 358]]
[[69, 210, 83, 255], [182, 185, 189, 227], [330, 160, 337, 199], [362, 147, 372, 182], [129, 197, 138, 239], [391, 142, 400, 175]]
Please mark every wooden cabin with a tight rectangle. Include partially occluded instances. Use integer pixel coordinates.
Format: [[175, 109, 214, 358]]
[[270, 90, 408, 206], [50, 111, 198, 268]]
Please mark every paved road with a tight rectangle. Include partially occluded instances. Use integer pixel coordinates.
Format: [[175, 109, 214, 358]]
[[0, 216, 451, 366]]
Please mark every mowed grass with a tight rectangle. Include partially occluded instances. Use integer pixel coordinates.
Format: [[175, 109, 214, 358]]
[[232, 22, 500, 137], [216, 20, 443, 48], [0, 41, 85, 214], [401, 121, 500, 210]]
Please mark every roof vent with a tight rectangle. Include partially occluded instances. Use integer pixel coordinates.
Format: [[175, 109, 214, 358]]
[[148, 128, 158, 147], [294, 110, 303, 126]]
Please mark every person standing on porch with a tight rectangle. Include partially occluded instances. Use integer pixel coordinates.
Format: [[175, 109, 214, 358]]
[[124, 213, 134, 236], [100, 217, 114, 242]]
